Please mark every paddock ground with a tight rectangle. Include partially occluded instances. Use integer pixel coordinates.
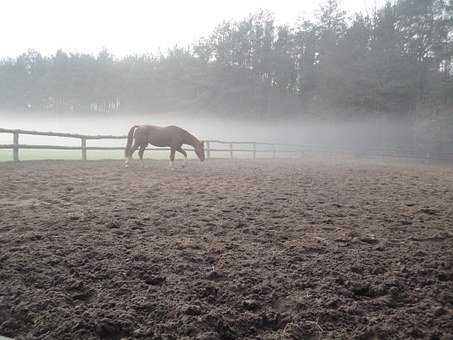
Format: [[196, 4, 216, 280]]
[[0, 157, 452, 339]]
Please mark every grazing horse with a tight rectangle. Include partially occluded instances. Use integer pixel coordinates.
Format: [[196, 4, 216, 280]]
[[124, 125, 205, 168]]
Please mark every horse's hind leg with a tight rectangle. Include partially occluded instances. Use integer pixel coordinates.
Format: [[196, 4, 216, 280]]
[[125, 142, 140, 167], [138, 145, 146, 168]]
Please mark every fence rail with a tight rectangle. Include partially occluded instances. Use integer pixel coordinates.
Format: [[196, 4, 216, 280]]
[[0, 128, 307, 161], [0, 127, 452, 162]]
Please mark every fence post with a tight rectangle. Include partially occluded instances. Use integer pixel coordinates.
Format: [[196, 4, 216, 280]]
[[81, 137, 87, 161], [205, 141, 211, 159], [230, 143, 233, 159], [252, 142, 256, 160], [13, 131, 19, 162], [272, 144, 276, 159]]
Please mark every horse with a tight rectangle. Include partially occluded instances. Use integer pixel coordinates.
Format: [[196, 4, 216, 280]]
[[124, 125, 205, 168]]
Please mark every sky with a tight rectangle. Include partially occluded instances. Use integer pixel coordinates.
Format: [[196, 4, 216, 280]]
[[0, 0, 387, 58]]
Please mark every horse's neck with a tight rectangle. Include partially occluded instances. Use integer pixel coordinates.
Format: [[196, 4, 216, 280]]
[[184, 132, 199, 147]]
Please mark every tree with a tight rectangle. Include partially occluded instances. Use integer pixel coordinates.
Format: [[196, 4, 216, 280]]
[[0, 0, 450, 120]]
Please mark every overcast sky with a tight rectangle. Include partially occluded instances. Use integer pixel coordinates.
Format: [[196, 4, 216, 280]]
[[0, 0, 386, 58]]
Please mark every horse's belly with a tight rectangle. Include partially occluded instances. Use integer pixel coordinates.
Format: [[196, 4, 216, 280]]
[[148, 136, 171, 147], [149, 141, 168, 147]]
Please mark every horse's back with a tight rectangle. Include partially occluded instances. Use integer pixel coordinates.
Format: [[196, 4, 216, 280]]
[[140, 125, 184, 133], [135, 124, 187, 146], [166, 125, 187, 133]]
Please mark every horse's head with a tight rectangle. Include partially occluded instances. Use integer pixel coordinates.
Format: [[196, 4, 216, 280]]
[[195, 141, 205, 162]]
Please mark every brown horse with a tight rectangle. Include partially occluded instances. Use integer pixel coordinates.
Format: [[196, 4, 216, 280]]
[[124, 125, 205, 168]]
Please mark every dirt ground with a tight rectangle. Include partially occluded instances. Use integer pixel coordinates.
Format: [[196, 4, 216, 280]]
[[0, 156, 452, 340]]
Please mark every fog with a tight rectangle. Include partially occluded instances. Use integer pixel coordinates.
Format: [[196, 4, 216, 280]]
[[0, 111, 432, 158]]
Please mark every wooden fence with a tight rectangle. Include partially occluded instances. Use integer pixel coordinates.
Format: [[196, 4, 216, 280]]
[[0, 128, 305, 161], [0, 127, 452, 162]]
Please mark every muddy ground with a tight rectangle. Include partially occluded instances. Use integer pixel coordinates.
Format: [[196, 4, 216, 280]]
[[0, 157, 452, 340]]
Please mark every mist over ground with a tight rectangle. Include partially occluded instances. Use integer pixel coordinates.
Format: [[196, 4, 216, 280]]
[[0, 110, 435, 154]]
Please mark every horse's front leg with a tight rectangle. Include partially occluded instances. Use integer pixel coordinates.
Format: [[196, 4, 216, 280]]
[[169, 147, 176, 170], [177, 147, 187, 167]]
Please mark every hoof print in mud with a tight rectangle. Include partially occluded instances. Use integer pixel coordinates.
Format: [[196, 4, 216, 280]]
[[205, 270, 223, 281], [283, 321, 321, 340], [359, 236, 379, 245], [196, 331, 221, 340], [242, 299, 259, 311], [180, 304, 203, 316], [144, 275, 166, 286], [95, 318, 132, 339]]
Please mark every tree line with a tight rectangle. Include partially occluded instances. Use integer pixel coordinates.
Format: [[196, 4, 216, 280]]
[[0, 0, 451, 120]]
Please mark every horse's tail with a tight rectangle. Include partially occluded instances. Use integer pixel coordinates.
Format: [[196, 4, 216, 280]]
[[125, 125, 138, 157]]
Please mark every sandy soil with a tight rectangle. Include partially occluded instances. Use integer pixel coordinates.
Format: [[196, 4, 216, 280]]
[[0, 157, 452, 340]]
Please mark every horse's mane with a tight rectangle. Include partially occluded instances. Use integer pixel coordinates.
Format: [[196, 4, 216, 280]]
[[174, 126, 201, 147]]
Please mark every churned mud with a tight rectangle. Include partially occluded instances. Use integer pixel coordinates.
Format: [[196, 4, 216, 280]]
[[0, 157, 452, 339]]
